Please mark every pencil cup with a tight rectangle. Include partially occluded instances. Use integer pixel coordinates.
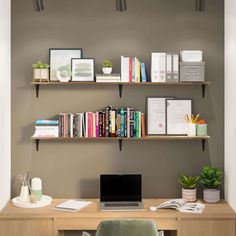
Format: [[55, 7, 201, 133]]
[[187, 124, 197, 137], [19, 185, 30, 203], [197, 124, 208, 136]]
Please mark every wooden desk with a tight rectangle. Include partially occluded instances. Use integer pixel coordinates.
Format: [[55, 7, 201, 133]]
[[0, 199, 235, 236]]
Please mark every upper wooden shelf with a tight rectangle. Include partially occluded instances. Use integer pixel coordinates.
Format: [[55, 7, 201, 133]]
[[31, 135, 210, 152], [31, 81, 210, 98]]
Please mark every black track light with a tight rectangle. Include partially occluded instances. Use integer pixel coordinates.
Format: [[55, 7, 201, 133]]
[[116, 0, 127, 12], [32, 0, 44, 12], [196, 0, 205, 11]]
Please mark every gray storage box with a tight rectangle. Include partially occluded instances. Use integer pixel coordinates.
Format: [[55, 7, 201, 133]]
[[180, 62, 205, 82]]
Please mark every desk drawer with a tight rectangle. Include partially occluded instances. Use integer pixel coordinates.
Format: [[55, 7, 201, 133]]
[[55, 218, 178, 231]]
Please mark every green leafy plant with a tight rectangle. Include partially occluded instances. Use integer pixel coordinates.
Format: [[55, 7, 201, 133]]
[[178, 174, 200, 189], [32, 60, 49, 69], [200, 165, 223, 189], [102, 60, 113, 68]]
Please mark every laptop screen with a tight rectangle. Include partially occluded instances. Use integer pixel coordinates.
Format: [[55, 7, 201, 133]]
[[100, 174, 142, 202]]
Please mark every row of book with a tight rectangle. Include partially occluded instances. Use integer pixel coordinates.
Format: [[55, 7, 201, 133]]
[[58, 106, 145, 138], [121, 56, 147, 83], [33, 107, 146, 138]]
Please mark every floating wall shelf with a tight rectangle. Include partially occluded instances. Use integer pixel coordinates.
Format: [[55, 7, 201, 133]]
[[31, 135, 210, 152], [31, 81, 210, 99]]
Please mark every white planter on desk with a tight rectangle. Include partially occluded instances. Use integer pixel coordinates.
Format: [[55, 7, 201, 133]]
[[182, 188, 197, 202], [203, 189, 220, 203]]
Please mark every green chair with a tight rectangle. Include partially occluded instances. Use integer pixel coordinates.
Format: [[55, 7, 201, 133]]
[[82, 219, 164, 236]]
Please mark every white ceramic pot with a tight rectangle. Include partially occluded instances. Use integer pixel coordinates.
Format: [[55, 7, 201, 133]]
[[182, 188, 197, 202], [187, 123, 197, 137], [40, 69, 49, 82], [102, 67, 112, 75], [203, 189, 220, 203], [33, 69, 41, 81]]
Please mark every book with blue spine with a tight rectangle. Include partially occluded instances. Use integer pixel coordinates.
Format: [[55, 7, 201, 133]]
[[35, 120, 59, 125], [141, 63, 147, 82], [120, 108, 125, 137]]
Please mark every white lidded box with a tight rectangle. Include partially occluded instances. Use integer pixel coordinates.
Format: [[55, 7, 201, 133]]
[[181, 50, 203, 62]]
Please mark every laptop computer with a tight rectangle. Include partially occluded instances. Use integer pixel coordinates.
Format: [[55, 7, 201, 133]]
[[100, 174, 144, 211]]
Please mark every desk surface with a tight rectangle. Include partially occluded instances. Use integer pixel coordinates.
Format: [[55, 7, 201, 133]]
[[0, 199, 235, 220]]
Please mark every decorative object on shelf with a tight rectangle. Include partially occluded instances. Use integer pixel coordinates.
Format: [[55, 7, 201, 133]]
[[185, 114, 200, 137], [33, 120, 59, 138], [197, 119, 208, 136], [146, 97, 174, 135], [200, 166, 223, 203], [18, 172, 30, 203], [102, 60, 113, 75], [49, 48, 83, 81], [178, 174, 200, 202], [196, 0, 205, 11], [32, 0, 44, 12], [71, 58, 95, 82], [32, 60, 49, 82], [116, 0, 127, 11], [166, 99, 192, 135], [31, 177, 43, 202]]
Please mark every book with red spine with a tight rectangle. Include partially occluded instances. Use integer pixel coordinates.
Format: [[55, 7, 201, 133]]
[[95, 112, 99, 137], [129, 57, 132, 83]]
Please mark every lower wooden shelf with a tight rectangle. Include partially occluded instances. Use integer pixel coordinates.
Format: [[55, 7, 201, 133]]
[[31, 135, 210, 152]]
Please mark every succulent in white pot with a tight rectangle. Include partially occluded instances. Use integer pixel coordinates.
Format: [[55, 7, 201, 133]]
[[200, 166, 223, 203], [32, 61, 50, 82], [178, 174, 200, 202], [102, 60, 113, 75]]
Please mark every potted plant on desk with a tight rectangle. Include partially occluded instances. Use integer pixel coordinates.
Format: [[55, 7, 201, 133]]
[[102, 60, 113, 75], [178, 174, 200, 202], [200, 165, 223, 203]]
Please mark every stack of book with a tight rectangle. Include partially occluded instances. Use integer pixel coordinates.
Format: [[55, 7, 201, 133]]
[[121, 56, 147, 83], [58, 106, 145, 138], [96, 74, 121, 83], [33, 120, 59, 137]]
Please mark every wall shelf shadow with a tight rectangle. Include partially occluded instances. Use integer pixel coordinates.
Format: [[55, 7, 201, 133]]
[[31, 81, 210, 99], [31, 135, 210, 152]]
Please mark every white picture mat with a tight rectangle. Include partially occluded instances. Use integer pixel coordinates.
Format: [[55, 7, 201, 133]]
[[71, 59, 94, 82], [50, 49, 82, 81], [166, 99, 192, 135], [147, 97, 173, 135]]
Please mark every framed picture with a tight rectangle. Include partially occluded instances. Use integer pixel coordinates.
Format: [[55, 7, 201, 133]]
[[71, 58, 95, 82], [49, 48, 83, 82], [166, 99, 192, 135], [146, 97, 174, 135]]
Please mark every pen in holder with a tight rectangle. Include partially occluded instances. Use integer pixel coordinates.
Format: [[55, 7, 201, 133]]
[[185, 114, 199, 137], [19, 172, 30, 203]]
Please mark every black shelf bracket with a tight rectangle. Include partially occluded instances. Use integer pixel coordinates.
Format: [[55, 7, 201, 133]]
[[35, 84, 40, 98], [118, 84, 123, 98], [36, 139, 40, 151], [201, 84, 206, 98], [119, 139, 123, 151], [201, 139, 206, 152]]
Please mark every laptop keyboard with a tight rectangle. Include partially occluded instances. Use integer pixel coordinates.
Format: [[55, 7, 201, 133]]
[[105, 203, 139, 207]]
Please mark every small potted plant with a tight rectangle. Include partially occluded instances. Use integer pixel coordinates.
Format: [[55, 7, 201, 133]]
[[32, 60, 50, 82], [200, 165, 223, 203], [178, 174, 199, 202], [102, 60, 113, 75]]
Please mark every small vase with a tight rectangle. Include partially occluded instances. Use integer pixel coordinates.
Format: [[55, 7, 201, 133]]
[[187, 124, 197, 137], [203, 189, 220, 203], [19, 185, 30, 203], [102, 67, 112, 75], [33, 69, 41, 82], [182, 188, 197, 202], [197, 124, 208, 136]]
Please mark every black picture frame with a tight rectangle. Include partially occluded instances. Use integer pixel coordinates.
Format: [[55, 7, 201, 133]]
[[49, 48, 83, 82], [146, 96, 175, 136], [71, 58, 95, 82]]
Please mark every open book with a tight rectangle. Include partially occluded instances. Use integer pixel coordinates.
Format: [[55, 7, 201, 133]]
[[156, 199, 205, 214]]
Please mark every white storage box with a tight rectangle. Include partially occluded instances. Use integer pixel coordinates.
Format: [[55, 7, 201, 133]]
[[180, 50, 203, 62], [180, 62, 205, 82]]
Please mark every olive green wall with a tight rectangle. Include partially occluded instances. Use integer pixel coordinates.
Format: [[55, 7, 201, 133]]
[[11, 0, 224, 200]]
